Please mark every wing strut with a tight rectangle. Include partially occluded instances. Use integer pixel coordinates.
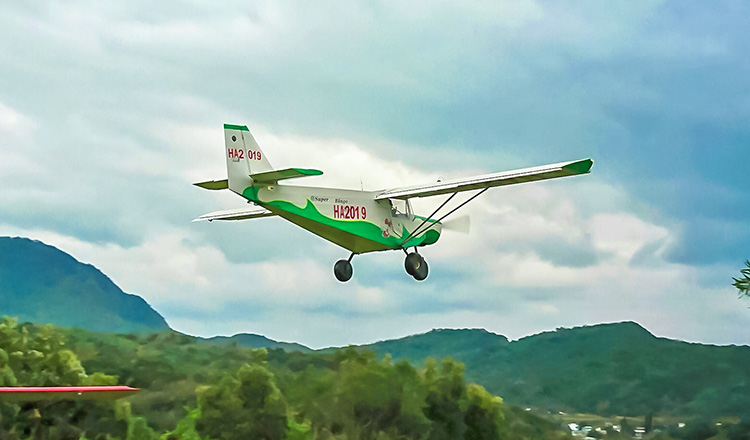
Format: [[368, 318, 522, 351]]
[[399, 193, 457, 248], [399, 187, 489, 248]]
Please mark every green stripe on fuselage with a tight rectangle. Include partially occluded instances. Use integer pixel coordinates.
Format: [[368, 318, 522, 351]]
[[241, 187, 439, 253]]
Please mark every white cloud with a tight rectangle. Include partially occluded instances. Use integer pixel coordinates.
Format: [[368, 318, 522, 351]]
[[1, 1, 748, 349], [591, 213, 669, 261]]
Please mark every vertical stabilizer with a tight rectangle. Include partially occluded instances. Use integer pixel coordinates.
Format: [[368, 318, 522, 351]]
[[223, 124, 274, 194]]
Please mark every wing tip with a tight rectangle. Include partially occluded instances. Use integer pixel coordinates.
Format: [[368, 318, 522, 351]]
[[563, 158, 594, 174], [194, 180, 229, 190]]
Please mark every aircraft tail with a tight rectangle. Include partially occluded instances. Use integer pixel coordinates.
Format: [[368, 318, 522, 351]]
[[223, 124, 274, 194]]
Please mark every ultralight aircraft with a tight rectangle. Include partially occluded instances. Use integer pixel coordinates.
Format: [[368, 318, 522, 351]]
[[194, 124, 593, 282]]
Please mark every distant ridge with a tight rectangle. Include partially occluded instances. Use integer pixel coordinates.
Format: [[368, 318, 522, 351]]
[[0, 236, 169, 334], [356, 327, 509, 362], [201, 333, 312, 353], [361, 321, 750, 418]]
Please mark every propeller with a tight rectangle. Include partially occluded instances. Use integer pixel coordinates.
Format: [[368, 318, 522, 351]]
[[442, 215, 470, 233]]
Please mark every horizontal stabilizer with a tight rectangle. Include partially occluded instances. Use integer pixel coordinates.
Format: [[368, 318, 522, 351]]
[[375, 158, 593, 200], [193, 206, 276, 222], [194, 179, 229, 190], [250, 168, 323, 184]]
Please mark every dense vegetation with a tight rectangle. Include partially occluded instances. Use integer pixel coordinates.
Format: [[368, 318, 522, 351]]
[[0, 317, 570, 440], [5, 235, 750, 426], [361, 323, 750, 420]]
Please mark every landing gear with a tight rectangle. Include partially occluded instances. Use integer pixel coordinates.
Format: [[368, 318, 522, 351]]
[[334, 253, 355, 282], [333, 251, 429, 282], [404, 251, 429, 281]]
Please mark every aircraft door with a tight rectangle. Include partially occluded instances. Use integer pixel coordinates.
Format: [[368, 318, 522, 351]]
[[388, 199, 414, 239]]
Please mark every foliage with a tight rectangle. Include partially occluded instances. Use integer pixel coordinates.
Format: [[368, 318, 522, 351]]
[[161, 407, 205, 440], [0, 316, 127, 439], [734, 259, 750, 298], [363, 322, 750, 419], [10, 316, 750, 439], [196, 349, 287, 440], [128, 416, 160, 440]]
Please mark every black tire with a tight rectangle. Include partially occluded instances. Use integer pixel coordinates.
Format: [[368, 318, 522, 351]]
[[333, 259, 353, 282], [404, 253, 422, 276], [413, 259, 428, 281]]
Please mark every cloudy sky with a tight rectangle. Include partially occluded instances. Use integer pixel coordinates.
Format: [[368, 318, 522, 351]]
[[1, 1, 748, 348]]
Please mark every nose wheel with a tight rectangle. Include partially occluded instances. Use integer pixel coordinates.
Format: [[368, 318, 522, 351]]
[[404, 251, 429, 281], [334, 253, 355, 282]]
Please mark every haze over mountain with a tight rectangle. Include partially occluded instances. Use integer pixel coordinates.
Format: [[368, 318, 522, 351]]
[[0, 236, 169, 334]]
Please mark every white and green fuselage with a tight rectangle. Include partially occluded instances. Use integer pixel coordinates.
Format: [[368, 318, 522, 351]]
[[244, 185, 440, 253], [215, 124, 441, 254]]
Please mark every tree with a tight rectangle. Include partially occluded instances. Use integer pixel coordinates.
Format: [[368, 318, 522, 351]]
[[422, 357, 468, 440], [734, 260, 750, 298], [464, 384, 504, 440], [0, 317, 125, 439], [196, 349, 287, 440]]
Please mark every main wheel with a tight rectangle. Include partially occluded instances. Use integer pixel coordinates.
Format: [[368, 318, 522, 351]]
[[334, 259, 353, 282], [413, 259, 429, 281], [404, 252, 422, 276]]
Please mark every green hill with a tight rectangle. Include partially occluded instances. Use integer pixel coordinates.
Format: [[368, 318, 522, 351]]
[[201, 333, 312, 353], [0, 236, 314, 349], [3, 235, 750, 421], [0, 320, 571, 439], [363, 322, 750, 419], [359, 327, 509, 362], [0, 236, 169, 334]]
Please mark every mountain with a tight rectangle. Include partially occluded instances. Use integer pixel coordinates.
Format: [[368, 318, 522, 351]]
[[0, 236, 169, 334], [201, 333, 312, 353], [363, 322, 750, 419], [4, 235, 750, 419], [357, 327, 509, 363]]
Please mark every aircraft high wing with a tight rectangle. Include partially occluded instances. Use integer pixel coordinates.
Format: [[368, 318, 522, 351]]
[[375, 158, 592, 200]]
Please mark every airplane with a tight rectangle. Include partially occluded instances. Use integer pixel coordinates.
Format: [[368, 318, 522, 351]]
[[194, 124, 593, 282], [0, 386, 140, 401]]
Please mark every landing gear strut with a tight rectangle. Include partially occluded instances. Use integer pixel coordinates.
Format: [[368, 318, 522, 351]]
[[334, 253, 355, 282], [404, 250, 428, 281]]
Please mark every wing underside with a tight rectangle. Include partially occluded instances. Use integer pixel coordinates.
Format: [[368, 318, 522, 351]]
[[375, 158, 593, 200], [193, 206, 276, 222]]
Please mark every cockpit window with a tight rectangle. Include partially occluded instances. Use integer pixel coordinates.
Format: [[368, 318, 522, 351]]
[[390, 199, 413, 219]]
